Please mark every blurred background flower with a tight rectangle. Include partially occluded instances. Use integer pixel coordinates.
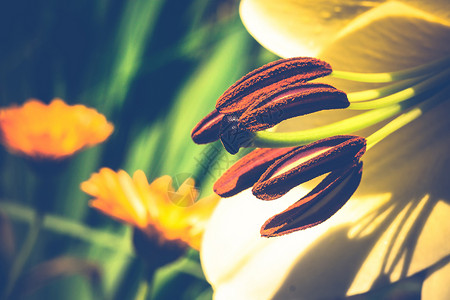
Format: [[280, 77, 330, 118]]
[[201, 0, 450, 299], [0, 98, 113, 160], [0, 0, 271, 299], [81, 168, 220, 297], [81, 168, 219, 252]]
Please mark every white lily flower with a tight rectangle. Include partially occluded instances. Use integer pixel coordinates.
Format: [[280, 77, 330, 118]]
[[201, 1, 450, 299]]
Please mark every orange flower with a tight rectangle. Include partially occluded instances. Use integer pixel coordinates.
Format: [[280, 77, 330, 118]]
[[80, 168, 220, 250], [0, 98, 113, 160]]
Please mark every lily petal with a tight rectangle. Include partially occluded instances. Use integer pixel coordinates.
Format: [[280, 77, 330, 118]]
[[202, 186, 450, 299], [240, 0, 450, 59]]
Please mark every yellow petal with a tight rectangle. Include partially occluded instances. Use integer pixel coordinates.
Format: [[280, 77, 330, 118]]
[[82, 168, 149, 228], [347, 196, 450, 295], [320, 2, 450, 76], [82, 169, 219, 252], [89, 199, 138, 227], [239, 0, 370, 57], [170, 178, 197, 207], [422, 259, 450, 300], [116, 170, 148, 228], [240, 0, 450, 58]]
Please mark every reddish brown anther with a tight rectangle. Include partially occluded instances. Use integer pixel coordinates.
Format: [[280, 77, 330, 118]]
[[191, 109, 224, 144], [216, 57, 332, 114], [213, 147, 296, 197], [191, 57, 349, 155], [252, 135, 366, 200], [260, 162, 363, 237], [239, 82, 349, 131]]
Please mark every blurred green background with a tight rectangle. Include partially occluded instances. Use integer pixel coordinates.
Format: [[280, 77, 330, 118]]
[[0, 0, 277, 299]]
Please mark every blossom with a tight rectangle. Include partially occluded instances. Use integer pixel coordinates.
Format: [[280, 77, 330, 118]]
[[80, 168, 220, 251], [0, 98, 113, 160], [201, 1, 450, 300]]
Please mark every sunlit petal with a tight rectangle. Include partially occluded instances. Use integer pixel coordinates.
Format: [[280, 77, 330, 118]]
[[240, 0, 450, 59], [422, 258, 450, 299]]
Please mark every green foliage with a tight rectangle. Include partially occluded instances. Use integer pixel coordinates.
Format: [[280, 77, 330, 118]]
[[0, 0, 275, 299]]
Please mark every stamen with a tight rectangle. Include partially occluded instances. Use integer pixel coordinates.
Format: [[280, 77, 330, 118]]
[[216, 57, 332, 114], [366, 84, 450, 150], [213, 147, 296, 197], [348, 67, 450, 110], [219, 114, 254, 155], [347, 77, 424, 102], [252, 135, 366, 200], [191, 109, 223, 144], [253, 105, 402, 148], [260, 162, 363, 237], [239, 83, 349, 131]]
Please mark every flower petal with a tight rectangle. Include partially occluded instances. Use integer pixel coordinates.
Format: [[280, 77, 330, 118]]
[[240, 0, 450, 59], [422, 257, 450, 300], [319, 2, 450, 75], [201, 187, 388, 299], [0, 98, 113, 160]]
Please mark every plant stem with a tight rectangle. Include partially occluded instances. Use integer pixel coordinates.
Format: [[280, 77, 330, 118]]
[[135, 266, 156, 300], [348, 67, 450, 110], [253, 104, 403, 148], [347, 77, 423, 102], [330, 54, 450, 82], [366, 86, 449, 150], [2, 212, 44, 300], [135, 279, 150, 300]]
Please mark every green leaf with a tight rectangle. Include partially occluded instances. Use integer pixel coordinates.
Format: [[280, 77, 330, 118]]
[[159, 28, 251, 179]]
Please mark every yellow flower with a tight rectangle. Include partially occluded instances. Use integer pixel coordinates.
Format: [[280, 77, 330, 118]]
[[0, 98, 113, 160], [81, 168, 220, 251], [201, 1, 450, 300]]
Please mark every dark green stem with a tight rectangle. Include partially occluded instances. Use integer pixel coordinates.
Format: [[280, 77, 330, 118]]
[[1, 212, 44, 300], [135, 267, 156, 300]]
